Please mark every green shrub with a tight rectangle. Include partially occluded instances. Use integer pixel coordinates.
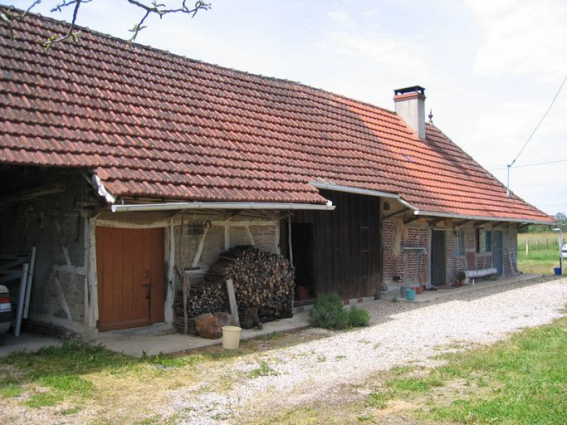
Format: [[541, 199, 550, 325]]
[[348, 306, 370, 327], [310, 293, 349, 330]]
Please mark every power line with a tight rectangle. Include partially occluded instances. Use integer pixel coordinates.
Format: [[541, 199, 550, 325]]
[[506, 74, 567, 195], [537, 203, 567, 207], [508, 74, 567, 168], [489, 158, 567, 172]]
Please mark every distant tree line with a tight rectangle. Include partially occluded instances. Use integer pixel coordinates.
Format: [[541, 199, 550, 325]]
[[520, 212, 566, 233]]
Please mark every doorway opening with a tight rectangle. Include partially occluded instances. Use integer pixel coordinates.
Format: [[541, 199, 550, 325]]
[[291, 223, 315, 304], [431, 229, 446, 286]]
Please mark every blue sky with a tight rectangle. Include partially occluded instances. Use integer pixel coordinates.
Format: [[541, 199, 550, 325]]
[[4, 0, 567, 216]]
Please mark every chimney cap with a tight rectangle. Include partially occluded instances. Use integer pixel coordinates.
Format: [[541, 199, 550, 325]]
[[394, 85, 425, 96]]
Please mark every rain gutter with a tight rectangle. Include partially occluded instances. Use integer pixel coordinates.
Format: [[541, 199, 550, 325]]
[[413, 210, 554, 226], [111, 201, 335, 213], [309, 182, 552, 225]]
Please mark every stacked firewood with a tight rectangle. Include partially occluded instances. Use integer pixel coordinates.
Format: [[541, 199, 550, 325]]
[[219, 246, 295, 322], [174, 282, 229, 334], [174, 246, 295, 333]]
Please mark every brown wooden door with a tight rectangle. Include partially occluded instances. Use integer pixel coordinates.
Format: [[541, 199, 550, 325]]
[[96, 227, 165, 331]]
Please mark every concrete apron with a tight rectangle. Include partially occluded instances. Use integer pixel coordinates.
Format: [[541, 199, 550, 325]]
[[94, 312, 311, 357], [386, 273, 544, 303], [0, 274, 544, 358]]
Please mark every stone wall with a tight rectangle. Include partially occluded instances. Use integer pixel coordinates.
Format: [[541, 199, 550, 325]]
[[0, 168, 92, 327]]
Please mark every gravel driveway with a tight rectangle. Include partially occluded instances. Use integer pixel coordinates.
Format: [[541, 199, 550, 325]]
[[4, 277, 566, 425], [166, 276, 567, 424]]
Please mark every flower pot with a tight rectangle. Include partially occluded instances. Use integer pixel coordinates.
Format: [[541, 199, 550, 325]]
[[405, 289, 416, 301], [297, 286, 309, 301]]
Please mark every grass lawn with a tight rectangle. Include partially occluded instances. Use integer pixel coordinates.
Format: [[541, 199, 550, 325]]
[[517, 231, 563, 275]]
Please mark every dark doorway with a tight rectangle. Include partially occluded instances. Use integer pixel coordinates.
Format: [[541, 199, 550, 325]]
[[291, 223, 315, 301], [431, 229, 446, 286], [493, 230, 504, 275]]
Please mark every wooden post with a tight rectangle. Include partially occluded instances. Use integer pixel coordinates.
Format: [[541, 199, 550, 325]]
[[23, 246, 36, 319], [191, 223, 210, 268], [525, 239, 529, 256], [179, 211, 189, 335], [287, 214, 293, 266], [226, 278, 240, 327], [14, 263, 29, 337]]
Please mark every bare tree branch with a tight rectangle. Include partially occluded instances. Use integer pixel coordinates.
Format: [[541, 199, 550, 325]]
[[126, 1, 211, 42], [43, 0, 90, 49], [4, 1, 211, 48]]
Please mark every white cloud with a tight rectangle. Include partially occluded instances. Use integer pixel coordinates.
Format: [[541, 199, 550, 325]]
[[467, 0, 567, 81]]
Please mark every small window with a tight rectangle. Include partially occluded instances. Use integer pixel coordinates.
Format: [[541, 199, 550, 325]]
[[456, 228, 465, 256], [476, 229, 493, 253], [485, 230, 492, 253]]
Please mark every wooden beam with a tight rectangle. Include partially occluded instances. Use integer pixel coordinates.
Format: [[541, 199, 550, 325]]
[[454, 219, 472, 227], [428, 217, 445, 226], [382, 207, 409, 220], [0, 183, 66, 205], [404, 216, 421, 224], [492, 222, 508, 229], [473, 221, 489, 228]]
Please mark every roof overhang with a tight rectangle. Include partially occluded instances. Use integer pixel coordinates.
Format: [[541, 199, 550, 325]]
[[111, 201, 335, 213], [309, 182, 419, 211], [413, 210, 555, 226]]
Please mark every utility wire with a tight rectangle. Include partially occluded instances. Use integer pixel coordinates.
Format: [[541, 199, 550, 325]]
[[489, 158, 567, 171], [506, 74, 567, 196], [508, 74, 567, 168]]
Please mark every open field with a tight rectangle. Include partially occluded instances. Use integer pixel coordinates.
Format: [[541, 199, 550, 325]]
[[517, 231, 563, 275]]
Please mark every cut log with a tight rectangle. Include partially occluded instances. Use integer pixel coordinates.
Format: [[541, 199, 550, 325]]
[[194, 313, 222, 339]]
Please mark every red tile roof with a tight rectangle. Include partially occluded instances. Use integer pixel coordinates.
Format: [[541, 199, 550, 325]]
[[0, 9, 553, 223]]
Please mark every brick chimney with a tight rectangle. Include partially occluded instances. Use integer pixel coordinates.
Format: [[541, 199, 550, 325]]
[[394, 86, 426, 140]]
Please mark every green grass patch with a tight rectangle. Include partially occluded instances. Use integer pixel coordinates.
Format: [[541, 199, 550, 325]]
[[247, 361, 278, 378], [59, 406, 82, 416], [0, 339, 252, 409], [428, 320, 567, 424], [364, 316, 567, 424], [256, 332, 285, 341], [0, 384, 23, 398], [517, 231, 563, 274]]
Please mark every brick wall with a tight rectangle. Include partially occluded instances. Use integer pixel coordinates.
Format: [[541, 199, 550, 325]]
[[383, 219, 428, 285], [385, 221, 520, 287]]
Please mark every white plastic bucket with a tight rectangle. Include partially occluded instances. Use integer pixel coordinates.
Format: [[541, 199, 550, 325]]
[[222, 326, 242, 349]]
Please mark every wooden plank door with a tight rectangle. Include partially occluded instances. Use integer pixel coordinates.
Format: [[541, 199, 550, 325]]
[[96, 227, 165, 331]]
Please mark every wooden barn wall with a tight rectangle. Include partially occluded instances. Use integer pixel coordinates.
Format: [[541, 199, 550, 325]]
[[289, 191, 381, 299]]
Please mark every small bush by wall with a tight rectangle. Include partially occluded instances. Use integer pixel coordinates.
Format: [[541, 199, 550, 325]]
[[348, 306, 370, 327], [310, 293, 370, 330]]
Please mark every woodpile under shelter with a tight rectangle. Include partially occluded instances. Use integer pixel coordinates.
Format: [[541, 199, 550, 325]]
[[0, 8, 554, 337]]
